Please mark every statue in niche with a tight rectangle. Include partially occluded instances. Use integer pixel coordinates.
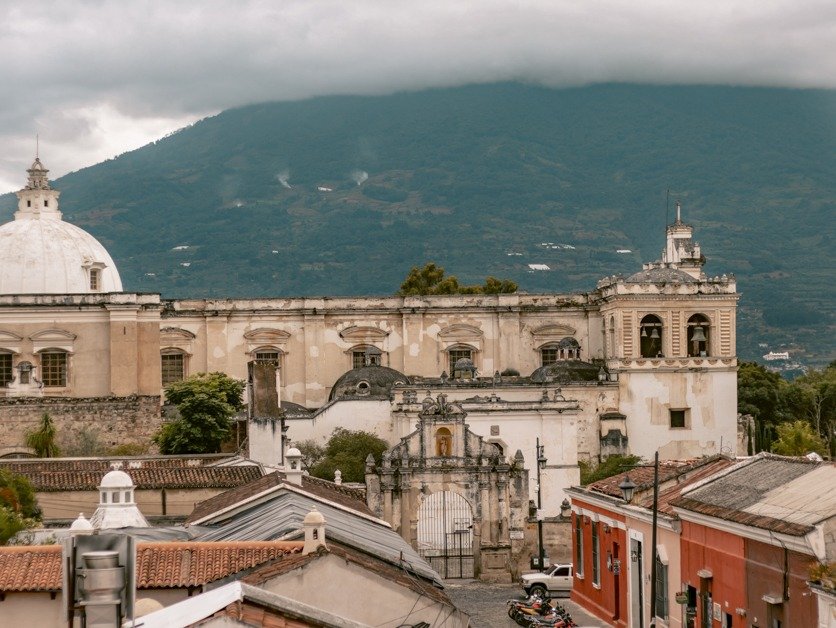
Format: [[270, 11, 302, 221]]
[[435, 427, 453, 457]]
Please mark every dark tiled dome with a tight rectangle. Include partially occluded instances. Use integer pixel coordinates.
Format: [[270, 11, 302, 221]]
[[329, 365, 410, 401], [626, 267, 697, 284], [530, 360, 601, 384]]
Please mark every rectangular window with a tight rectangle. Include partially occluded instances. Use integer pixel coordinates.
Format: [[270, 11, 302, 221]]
[[540, 347, 559, 366], [592, 522, 600, 585], [0, 353, 12, 386], [655, 556, 668, 619], [161, 353, 185, 385], [574, 515, 584, 577], [41, 351, 67, 387], [89, 269, 100, 291], [670, 409, 687, 428]]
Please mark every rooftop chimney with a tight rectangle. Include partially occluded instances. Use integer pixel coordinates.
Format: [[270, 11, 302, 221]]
[[247, 360, 287, 469], [302, 507, 327, 555]]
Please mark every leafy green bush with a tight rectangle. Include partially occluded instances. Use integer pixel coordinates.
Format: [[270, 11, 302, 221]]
[[309, 428, 389, 483]]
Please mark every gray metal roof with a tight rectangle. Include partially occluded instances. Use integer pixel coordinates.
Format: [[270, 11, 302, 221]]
[[193, 491, 443, 587]]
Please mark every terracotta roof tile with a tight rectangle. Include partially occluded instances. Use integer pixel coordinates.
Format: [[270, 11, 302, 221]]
[[0, 545, 62, 592], [0, 457, 261, 491], [186, 472, 371, 525], [0, 541, 303, 592]]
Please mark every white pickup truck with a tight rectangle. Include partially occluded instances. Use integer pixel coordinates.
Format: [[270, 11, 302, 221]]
[[520, 563, 574, 598]]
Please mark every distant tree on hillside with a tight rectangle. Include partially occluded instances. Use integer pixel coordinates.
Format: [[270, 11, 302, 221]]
[[155, 372, 244, 455], [398, 263, 517, 296]]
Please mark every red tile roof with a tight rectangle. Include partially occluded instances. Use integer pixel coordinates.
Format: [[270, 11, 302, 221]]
[[0, 541, 303, 592], [0, 457, 261, 491], [186, 471, 371, 524]]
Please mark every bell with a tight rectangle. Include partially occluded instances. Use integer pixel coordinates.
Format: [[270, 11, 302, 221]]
[[650, 328, 660, 340], [641, 327, 648, 338], [691, 326, 707, 343]]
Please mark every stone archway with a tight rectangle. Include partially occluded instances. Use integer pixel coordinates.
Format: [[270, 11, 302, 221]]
[[417, 490, 474, 578]]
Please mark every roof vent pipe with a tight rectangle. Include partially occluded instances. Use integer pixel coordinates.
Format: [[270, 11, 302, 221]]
[[77, 550, 126, 628]]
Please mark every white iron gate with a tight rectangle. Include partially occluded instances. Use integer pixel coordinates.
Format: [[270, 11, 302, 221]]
[[417, 491, 474, 579]]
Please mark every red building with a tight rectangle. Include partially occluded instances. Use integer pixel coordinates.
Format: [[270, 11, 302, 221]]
[[567, 456, 733, 628], [672, 453, 833, 628]]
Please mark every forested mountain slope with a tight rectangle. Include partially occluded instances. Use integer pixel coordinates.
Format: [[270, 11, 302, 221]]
[[2, 83, 833, 363]]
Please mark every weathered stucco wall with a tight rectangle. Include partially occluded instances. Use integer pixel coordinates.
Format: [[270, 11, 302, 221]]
[[0, 395, 161, 456]]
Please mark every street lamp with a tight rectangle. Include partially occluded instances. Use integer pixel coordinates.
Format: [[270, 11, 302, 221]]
[[619, 451, 660, 628], [536, 437, 547, 571]]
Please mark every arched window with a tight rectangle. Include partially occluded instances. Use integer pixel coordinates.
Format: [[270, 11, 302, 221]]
[[350, 344, 383, 369], [539, 343, 560, 366], [435, 427, 453, 457], [687, 314, 710, 357], [161, 348, 187, 385], [39, 349, 68, 387], [609, 316, 616, 358], [0, 351, 12, 386], [639, 315, 663, 358], [253, 346, 283, 367], [446, 344, 477, 376]]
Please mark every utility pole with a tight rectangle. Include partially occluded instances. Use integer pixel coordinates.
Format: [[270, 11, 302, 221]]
[[536, 437, 546, 571]]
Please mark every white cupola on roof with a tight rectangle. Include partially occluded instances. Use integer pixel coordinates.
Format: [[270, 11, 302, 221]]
[[89, 468, 149, 530], [0, 157, 123, 294]]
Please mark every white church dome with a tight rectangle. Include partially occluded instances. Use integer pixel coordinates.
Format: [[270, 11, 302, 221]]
[[99, 469, 134, 489], [0, 158, 122, 294]]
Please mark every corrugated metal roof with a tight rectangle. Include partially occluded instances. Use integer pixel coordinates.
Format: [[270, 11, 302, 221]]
[[194, 491, 444, 587], [672, 453, 836, 535]]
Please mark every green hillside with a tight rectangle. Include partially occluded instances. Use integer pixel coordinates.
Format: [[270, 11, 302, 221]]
[[1, 83, 834, 364]]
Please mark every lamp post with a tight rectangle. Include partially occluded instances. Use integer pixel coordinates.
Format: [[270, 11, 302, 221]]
[[619, 451, 660, 628], [536, 437, 547, 571]]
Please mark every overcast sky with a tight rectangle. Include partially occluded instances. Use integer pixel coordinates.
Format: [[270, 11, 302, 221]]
[[2, 0, 834, 193]]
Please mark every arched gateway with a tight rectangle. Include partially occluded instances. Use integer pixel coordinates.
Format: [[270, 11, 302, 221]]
[[417, 490, 474, 578], [365, 393, 530, 581]]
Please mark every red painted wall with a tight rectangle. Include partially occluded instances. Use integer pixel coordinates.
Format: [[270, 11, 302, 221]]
[[680, 520, 747, 627], [745, 539, 816, 627], [570, 502, 629, 628]]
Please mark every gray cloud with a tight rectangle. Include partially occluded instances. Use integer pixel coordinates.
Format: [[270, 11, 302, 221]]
[[1, 0, 835, 191]]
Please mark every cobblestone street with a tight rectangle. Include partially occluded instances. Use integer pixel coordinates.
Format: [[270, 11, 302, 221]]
[[444, 580, 610, 628]]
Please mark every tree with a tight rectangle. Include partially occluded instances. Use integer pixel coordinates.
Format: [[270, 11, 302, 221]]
[[25, 413, 61, 458], [154, 372, 244, 454], [579, 454, 642, 485], [0, 469, 40, 545], [308, 428, 389, 483], [737, 362, 789, 452], [782, 363, 836, 456], [771, 420, 827, 457], [295, 439, 326, 471], [397, 263, 517, 296]]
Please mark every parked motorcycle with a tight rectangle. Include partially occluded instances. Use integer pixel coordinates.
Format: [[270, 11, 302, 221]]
[[506, 594, 576, 627]]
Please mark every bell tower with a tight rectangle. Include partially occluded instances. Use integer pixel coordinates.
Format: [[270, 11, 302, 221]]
[[596, 203, 739, 460]]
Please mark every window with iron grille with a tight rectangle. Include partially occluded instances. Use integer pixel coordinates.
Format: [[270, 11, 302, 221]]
[[448, 348, 472, 374], [161, 352, 185, 385], [591, 522, 600, 585], [255, 350, 281, 366], [574, 515, 584, 577], [540, 345, 559, 366], [0, 353, 12, 386], [89, 269, 101, 291], [655, 555, 669, 619], [41, 351, 67, 387]]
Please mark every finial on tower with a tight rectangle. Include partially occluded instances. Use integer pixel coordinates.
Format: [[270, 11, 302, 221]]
[[36, 134, 39, 159], [676, 201, 682, 224]]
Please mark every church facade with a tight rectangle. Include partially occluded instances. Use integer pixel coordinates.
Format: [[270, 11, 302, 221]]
[[0, 159, 739, 519]]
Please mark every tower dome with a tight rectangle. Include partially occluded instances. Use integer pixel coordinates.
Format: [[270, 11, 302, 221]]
[[0, 158, 122, 294]]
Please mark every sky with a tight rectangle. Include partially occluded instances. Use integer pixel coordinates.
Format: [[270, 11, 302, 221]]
[[2, 0, 835, 193]]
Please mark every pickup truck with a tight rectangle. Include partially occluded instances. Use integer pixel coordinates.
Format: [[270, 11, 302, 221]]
[[520, 563, 574, 598]]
